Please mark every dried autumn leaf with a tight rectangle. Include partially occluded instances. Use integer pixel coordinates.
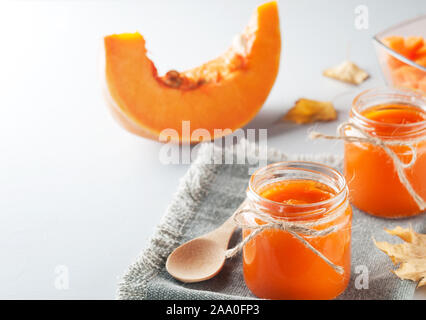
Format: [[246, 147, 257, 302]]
[[374, 226, 426, 287], [284, 99, 337, 124], [323, 60, 369, 85]]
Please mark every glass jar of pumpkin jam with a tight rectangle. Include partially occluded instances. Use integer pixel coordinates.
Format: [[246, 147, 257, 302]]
[[242, 162, 352, 300], [345, 88, 426, 218]]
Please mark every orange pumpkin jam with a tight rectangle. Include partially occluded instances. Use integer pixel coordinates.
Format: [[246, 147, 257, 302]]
[[242, 162, 352, 300], [344, 93, 426, 218]]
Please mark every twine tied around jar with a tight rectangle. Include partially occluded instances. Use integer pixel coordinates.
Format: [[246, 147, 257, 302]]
[[225, 200, 345, 275], [309, 121, 426, 211]]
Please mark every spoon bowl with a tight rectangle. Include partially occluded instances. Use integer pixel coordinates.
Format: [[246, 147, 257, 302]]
[[166, 238, 226, 283], [165, 213, 238, 283]]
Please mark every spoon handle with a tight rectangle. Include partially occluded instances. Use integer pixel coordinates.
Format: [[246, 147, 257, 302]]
[[205, 200, 246, 247]]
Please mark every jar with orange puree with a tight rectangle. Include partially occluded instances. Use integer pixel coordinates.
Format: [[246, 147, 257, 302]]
[[344, 88, 426, 218], [240, 162, 352, 300]]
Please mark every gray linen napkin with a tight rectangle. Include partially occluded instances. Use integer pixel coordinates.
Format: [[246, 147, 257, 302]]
[[117, 139, 425, 300]]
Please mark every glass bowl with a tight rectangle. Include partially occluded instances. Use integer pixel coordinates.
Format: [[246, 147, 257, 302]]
[[373, 15, 426, 94]]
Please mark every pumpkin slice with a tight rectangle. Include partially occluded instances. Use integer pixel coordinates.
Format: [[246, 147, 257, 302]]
[[104, 1, 281, 143]]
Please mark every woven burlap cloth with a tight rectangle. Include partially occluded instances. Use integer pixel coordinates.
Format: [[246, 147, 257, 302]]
[[117, 140, 425, 300]]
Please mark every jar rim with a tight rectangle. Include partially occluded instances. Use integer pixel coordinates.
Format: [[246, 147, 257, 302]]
[[351, 87, 426, 132], [247, 161, 347, 218]]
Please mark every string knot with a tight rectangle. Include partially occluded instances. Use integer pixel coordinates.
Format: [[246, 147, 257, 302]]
[[225, 201, 346, 275]]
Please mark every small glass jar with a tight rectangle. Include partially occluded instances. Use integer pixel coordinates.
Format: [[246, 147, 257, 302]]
[[242, 161, 352, 300], [345, 88, 426, 218]]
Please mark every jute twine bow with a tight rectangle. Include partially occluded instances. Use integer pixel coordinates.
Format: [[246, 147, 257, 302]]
[[225, 201, 345, 275], [309, 122, 426, 211]]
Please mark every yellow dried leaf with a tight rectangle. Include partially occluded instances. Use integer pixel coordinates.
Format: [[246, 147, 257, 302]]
[[374, 226, 426, 287], [284, 99, 337, 124], [323, 60, 369, 85]]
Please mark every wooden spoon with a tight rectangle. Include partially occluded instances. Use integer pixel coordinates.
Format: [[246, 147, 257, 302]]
[[166, 215, 237, 283]]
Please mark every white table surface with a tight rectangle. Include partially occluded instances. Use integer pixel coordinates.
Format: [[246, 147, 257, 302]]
[[0, 0, 425, 299]]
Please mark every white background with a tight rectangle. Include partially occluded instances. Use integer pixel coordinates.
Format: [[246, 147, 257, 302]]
[[0, 0, 425, 299]]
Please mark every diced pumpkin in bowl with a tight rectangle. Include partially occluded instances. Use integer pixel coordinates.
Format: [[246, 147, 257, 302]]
[[380, 35, 426, 94]]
